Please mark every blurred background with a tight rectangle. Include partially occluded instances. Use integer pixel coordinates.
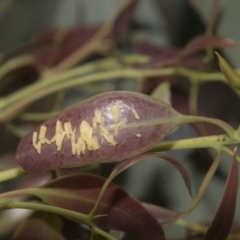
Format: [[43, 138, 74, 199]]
[[1, 0, 240, 238]]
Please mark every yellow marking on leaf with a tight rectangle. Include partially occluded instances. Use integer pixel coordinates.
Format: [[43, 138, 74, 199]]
[[39, 126, 47, 144], [32, 104, 121, 155], [50, 135, 56, 143], [56, 132, 66, 151], [64, 122, 71, 138], [132, 108, 140, 120], [110, 100, 121, 123], [32, 132, 38, 151], [36, 141, 41, 154], [71, 130, 76, 154], [76, 137, 85, 155], [102, 132, 116, 145], [40, 128, 51, 144], [114, 119, 127, 136], [56, 120, 63, 133], [44, 138, 51, 144], [92, 110, 103, 129], [49, 119, 68, 152], [100, 125, 110, 136], [32, 131, 37, 144]]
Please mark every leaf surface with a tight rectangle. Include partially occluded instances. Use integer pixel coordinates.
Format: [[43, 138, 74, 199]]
[[150, 82, 171, 105], [12, 212, 64, 240], [142, 203, 181, 227], [111, 0, 139, 41], [181, 35, 240, 58], [31, 173, 165, 240], [110, 153, 192, 197], [16, 91, 182, 173], [216, 52, 240, 90], [205, 150, 239, 240]]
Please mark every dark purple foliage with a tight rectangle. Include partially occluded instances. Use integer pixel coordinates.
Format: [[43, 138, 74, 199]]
[[32, 173, 165, 239], [205, 151, 239, 240]]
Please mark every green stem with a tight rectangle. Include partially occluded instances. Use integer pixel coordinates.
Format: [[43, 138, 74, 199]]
[[5, 201, 116, 239], [182, 115, 236, 138], [0, 188, 32, 198], [0, 54, 231, 123], [0, 55, 35, 83], [0, 188, 116, 239], [0, 68, 140, 122], [0, 167, 26, 183], [188, 81, 210, 137], [222, 147, 240, 163], [176, 67, 226, 82], [19, 111, 59, 121], [176, 219, 207, 234], [184, 150, 221, 215], [9, 201, 90, 223], [52, 91, 65, 111], [189, 80, 200, 115], [149, 135, 237, 153], [88, 177, 112, 219], [165, 149, 221, 226], [2, 54, 148, 109], [4, 123, 25, 138], [92, 225, 116, 240]]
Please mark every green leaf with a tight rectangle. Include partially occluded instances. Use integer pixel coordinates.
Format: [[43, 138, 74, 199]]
[[215, 52, 240, 90], [150, 82, 171, 105]]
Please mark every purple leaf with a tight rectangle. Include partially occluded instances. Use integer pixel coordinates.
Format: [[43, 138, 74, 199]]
[[33, 27, 99, 66], [136, 42, 204, 70], [0, 38, 53, 65], [136, 35, 240, 70], [135, 42, 180, 68], [206, 0, 222, 35], [33, 0, 138, 67], [1, 27, 99, 67], [142, 203, 182, 227], [111, 0, 139, 41], [31, 173, 165, 239], [18, 172, 51, 189], [205, 150, 239, 240], [12, 212, 64, 240], [121, 233, 144, 240], [180, 35, 240, 59], [110, 153, 192, 197], [16, 91, 182, 173], [59, 218, 83, 240]]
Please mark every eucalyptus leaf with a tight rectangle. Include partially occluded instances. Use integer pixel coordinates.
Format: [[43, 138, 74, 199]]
[[110, 153, 192, 197], [215, 52, 240, 90], [12, 212, 64, 240], [16, 91, 182, 173], [181, 36, 240, 59], [142, 203, 182, 227], [30, 173, 165, 240], [150, 82, 171, 105], [205, 150, 238, 240]]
